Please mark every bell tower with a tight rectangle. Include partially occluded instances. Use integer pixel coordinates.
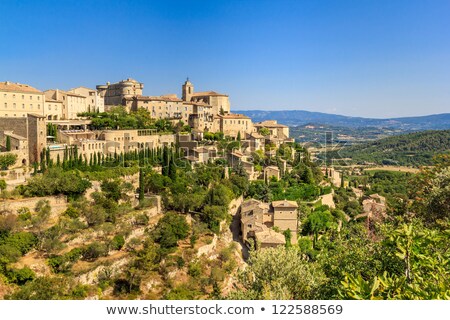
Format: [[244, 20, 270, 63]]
[[182, 77, 194, 101]]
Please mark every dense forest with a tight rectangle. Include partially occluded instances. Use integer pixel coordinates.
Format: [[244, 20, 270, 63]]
[[324, 130, 450, 166]]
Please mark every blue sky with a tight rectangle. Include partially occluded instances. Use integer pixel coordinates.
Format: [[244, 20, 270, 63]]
[[1, 0, 449, 118]]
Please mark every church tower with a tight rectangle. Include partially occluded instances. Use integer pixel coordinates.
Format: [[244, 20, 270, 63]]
[[182, 78, 194, 101]]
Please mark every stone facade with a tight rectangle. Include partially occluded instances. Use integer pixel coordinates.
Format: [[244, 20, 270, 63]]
[[0, 131, 29, 167], [96, 78, 143, 107], [0, 114, 46, 164], [44, 99, 63, 120], [69, 86, 105, 113], [44, 89, 88, 120], [213, 113, 253, 139], [240, 199, 298, 248], [0, 81, 45, 118]]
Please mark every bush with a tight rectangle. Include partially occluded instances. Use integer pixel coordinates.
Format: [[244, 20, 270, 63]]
[[7, 267, 35, 285], [0, 153, 17, 170], [82, 242, 109, 261], [153, 212, 189, 249], [110, 235, 125, 251], [1, 232, 37, 255], [187, 262, 202, 278], [47, 248, 83, 273], [64, 206, 80, 219], [17, 208, 32, 221], [135, 213, 149, 226]]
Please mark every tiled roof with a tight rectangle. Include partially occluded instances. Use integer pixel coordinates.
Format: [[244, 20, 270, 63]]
[[192, 91, 228, 97], [133, 95, 183, 102], [254, 121, 288, 128], [0, 81, 42, 94], [272, 200, 298, 208], [219, 113, 250, 119]]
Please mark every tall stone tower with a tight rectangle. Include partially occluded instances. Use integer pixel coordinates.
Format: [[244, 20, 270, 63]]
[[182, 78, 194, 101]]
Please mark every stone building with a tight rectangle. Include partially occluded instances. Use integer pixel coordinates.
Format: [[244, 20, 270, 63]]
[[44, 98, 64, 120], [48, 128, 177, 164], [254, 120, 290, 139], [96, 78, 143, 107], [0, 81, 45, 118], [0, 131, 29, 168], [182, 78, 230, 115], [272, 200, 299, 239], [0, 113, 46, 164], [240, 199, 298, 248], [264, 165, 281, 181], [69, 86, 105, 113], [213, 113, 253, 139], [44, 89, 87, 120]]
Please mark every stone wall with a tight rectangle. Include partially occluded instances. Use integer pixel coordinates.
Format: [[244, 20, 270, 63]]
[[1, 195, 68, 217]]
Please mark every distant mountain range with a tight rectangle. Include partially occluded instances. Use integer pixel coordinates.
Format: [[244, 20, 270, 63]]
[[236, 110, 450, 130]]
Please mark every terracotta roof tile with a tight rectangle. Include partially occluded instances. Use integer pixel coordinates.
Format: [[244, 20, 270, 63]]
[[0, 81, 42, 94]]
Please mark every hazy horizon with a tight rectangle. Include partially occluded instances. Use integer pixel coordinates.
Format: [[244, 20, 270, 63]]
[[231, 107, 450, 119], [1, 0, 449, 118]]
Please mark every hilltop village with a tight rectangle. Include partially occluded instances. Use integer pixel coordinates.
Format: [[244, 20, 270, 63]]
[[0, 78, 448, 300]]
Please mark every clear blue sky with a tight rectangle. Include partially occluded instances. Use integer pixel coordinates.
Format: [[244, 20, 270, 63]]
[[1, 0, 449, 118]]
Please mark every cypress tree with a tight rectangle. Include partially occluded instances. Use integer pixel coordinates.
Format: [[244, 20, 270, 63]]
[[46, 147, 51, 166], [56, 154, 61, 167], [63, 146, 68, 162], [139, 168, 145, 203], [74, 145, 78, 167], [162, 147, 168, 176], [169, 158, 176, 181], [5, 136, 11, 151], [40, 150, 46, 172]]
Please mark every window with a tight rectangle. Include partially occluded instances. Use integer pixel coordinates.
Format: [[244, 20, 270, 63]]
[[13, 94, 15, 99], [37, 96, 40, 100], [22, 104, 25, 109], [38, 104, 40, 109], [30, 96, 32, 100], [13, 103, 16, 108], [3, 94, 6, 98], [30, 104, 33, 109], [4, 103, 7, 108], [22, 95, 24, 99]]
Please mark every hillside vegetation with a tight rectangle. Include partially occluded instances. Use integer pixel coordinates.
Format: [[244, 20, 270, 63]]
[[327, 130, 450, 166]]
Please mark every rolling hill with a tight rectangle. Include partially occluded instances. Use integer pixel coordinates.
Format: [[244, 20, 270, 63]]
[[325, 130, 450, 166], [236, 110, 450, 131]]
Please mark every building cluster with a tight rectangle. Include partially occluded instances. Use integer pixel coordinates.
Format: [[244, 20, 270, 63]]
[[240, 199, 299, 248], [0, 78, 293, 170]]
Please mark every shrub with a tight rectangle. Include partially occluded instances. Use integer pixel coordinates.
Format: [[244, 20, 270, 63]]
[[153, 212, 189, 248], [187, 261, 202, 278], [82, 242, 109, 261], [7, 267, 35, 285], [110, 235, 125, 251]]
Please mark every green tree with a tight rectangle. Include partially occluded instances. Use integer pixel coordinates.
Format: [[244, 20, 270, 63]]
[[5, 136, 11, 151], [138, 168, 145, 203], [152, 212, 189, 249], [227, 247, 325, 299], [0, 153, 17, 170]]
